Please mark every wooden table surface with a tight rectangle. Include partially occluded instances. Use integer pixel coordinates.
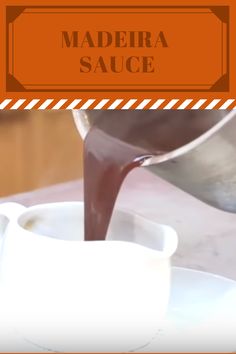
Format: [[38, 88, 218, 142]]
[[1, 168, 236, 280]]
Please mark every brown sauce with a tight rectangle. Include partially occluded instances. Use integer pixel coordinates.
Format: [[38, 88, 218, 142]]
[[83, 111, 224, 241]]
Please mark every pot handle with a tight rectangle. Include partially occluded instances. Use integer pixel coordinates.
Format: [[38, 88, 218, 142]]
[[0, 203, 26, 241]]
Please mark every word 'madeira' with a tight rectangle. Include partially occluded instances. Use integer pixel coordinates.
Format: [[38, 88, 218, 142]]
[[61, 31, 168, 48], [61, 31, 168, 73]]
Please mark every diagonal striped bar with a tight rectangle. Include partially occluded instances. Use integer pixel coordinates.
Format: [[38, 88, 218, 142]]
[[94, 99, 110, 109], [149, 99, 165, 109], [10, 99, 26, 109], [135, 99, 152, 109], [38, 99, 54, 109], [163, 99, 179, 109], [121, 99, 137, 109], [191, 99, 207, 109], [204, 99, 221, 109], [177, 99, 193, 109]]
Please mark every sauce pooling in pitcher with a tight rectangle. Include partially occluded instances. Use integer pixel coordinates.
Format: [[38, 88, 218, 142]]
[[83, 111, 223, 241]]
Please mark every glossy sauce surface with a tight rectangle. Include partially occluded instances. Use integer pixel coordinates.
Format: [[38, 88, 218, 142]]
[[84, 111, 223, 241]]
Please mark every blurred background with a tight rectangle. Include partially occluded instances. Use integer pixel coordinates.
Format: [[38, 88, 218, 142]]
[[0, 111, 83, 197]]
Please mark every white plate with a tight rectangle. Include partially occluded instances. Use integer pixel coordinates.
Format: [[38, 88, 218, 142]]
[[0, 267, 236, 353], [136, 267, 236, 353]]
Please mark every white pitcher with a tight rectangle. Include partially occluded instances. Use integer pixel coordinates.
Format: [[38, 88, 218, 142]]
[[0, 201, 178, 352]]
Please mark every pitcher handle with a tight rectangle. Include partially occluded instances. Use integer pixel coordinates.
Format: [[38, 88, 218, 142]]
[[0, 203, 26, 241]]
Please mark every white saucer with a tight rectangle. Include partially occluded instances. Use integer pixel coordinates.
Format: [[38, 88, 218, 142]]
[[0, 267, 236, 353], [136, 267, 236, 353]]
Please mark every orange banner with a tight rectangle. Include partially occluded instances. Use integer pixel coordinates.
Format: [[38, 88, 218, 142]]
[[6, 5, 228, 92], [0, 0, 236, 108]]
